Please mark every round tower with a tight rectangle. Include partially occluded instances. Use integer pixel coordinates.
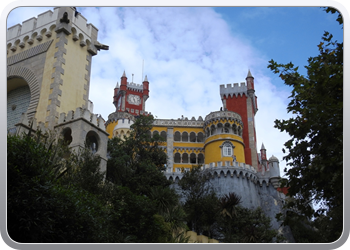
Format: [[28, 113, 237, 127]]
[[203, 110, 246, 166]]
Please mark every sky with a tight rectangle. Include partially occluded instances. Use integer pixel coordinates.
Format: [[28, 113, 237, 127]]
[[5, 5, 344, 177]]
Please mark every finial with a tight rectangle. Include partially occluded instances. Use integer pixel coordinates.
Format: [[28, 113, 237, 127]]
[[144, 75, 148, 82]]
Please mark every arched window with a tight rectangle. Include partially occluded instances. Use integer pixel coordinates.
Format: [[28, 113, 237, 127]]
[[182, 132, 188, 142], [160, 131, 167, 141], [174, 153, 181, 163], [86, 131, 99, 154], [217, 123, 223, 133], [238, 126, 242, 136], [174, 131, 181, 141], [182, 153, 189, 163], [153, 130, 159, 138], [206, 128, 210, 138], [232, 124, 237, 134], [190, 153, 196, 164], [197, 132, 204, 142], [190, 132, 196, 142], [62, 127, 72, 145], [210, 125, 216, 135], [222, 141, 234, 157], [198, 153, 204, 164], [224, 123, 230, 133]]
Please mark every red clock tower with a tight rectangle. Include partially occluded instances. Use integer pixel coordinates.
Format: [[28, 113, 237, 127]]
[[113, 71, 149, 116]]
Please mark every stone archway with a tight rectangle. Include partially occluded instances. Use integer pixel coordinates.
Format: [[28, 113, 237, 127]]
[[7, 66, 40, 121]]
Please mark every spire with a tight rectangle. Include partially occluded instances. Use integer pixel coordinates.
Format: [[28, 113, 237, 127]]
[[261, 143, 265, 150], [122, 71, 126, 77], [247, 69, 253, 78], [115, 82, 119, 88], [144, 75, 148, 82]]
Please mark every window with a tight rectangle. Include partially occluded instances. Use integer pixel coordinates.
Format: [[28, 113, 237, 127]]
[[182, 132, 188, 142], [222, 142, 233, 157], [174, 131, 181, 141]]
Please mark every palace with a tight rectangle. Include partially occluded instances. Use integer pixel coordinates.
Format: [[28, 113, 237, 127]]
[[7, 7, 290, 235], [104, 70, 273, 176]]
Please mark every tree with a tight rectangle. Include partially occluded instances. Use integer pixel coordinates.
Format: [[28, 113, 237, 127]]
[[268, 8, 343, 242], [7, 131, 113, 243], [107, 115, 169, 194], [106, 115, 188, 242], [178, 166, 220, 238]]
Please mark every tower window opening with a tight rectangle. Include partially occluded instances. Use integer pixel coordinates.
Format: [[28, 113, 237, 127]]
[[217, 123, 223, 133], [224, 123, 230, 133], [86, 131, 99, 154], [210, 125, 216, 135]]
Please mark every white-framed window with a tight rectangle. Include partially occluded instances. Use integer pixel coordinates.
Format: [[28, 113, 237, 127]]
[[221, 141, 234, 157], [223, 144, 232, 156]]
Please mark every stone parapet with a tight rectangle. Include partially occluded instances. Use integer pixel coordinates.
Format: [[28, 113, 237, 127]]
[[204, 110, 242, 126], [153, 117, 204, 128]]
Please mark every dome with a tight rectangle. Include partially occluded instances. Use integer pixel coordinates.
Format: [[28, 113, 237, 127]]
[[113, 118, 134, 130], [269, 155, 279, 162]]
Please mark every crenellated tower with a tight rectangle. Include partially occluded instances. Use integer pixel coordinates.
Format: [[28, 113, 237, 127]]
[[7, 7, 109, 172], [220, 70, 259, 169], [106, 71, 151, 139], [113, 71, 149, 115]]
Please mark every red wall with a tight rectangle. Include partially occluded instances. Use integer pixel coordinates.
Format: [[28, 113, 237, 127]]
[[224, 94, 252, 165]]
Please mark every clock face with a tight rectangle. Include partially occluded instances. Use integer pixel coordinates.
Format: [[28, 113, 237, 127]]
[[127, 94, 141, 105]]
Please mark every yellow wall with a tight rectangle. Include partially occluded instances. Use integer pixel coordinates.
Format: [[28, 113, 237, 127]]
[[204, 134, 245, 165], [106, 121, 118, 139], [59, 34, 88, 114], [35, 38, 58, 124]]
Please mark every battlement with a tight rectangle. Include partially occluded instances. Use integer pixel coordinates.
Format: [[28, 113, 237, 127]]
[[7, 7, 98, 50], [204, 110, 242, 125], [127, 82, 144, 91], [57, 107, 106, 130], [220, 82, 248, 99]]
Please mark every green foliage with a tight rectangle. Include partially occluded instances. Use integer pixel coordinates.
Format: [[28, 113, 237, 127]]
[[7, 132, 112, 243], [267, 9, 343, 242], [178, 166, 220, 238], [106, 115, 188, 242], [219, 206, 280, 243], [107, 115, 170, 194]]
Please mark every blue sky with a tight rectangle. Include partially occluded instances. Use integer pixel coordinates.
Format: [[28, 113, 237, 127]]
[[5, 5, 344, 176]]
